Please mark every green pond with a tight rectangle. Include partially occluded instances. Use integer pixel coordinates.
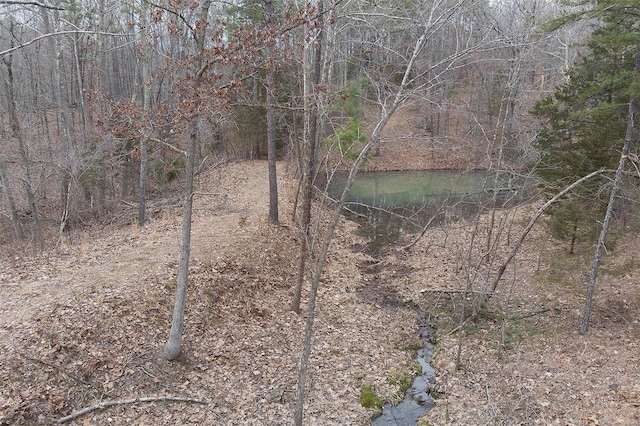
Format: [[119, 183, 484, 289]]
[[324, 169, 532, 254]]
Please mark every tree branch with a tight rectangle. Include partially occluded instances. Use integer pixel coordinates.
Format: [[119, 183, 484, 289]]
[[0, 0, 63, 10], [487, 168, 608, 298], [142, 0, 195, 35], [58, 396, 206, 423], [0, 30, 133, 58]]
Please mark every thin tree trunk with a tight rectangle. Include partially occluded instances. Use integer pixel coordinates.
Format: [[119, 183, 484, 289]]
[[265, 0, 279, 225], [138, 5, 151, 227], [138, 137, 149, 226], [164, 126, 196, 360], [72, 37, 89, 149], [39, 6, 73, 229], [164, 0, 211, 361], [291, 0, 324, 314], [0, 156, 21, 241], [3, 29, 45, 253], [581, 51, 639, 334]]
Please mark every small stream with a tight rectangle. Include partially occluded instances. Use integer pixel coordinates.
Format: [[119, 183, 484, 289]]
[[373, 314, 436, 426], [324, 169, 532, 424]]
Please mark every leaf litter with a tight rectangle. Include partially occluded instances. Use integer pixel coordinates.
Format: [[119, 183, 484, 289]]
[[0, 160, 638, 425]]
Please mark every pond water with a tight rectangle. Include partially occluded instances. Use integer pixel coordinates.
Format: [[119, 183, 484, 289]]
[[328, 169, 497, 208], [324, 169, 530, 254]]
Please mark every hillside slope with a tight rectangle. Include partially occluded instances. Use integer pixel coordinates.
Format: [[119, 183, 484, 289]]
[[0, 161, 417, 425], [1, 160, 638, 425]]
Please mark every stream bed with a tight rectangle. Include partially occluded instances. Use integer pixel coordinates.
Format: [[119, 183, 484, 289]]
[[325, 170, 532, 424], [373, 317, 436, 426]]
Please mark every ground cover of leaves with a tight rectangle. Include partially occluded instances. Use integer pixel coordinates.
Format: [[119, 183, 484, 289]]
[[1, 160, 639, 425], [0, 161, 416, 425]]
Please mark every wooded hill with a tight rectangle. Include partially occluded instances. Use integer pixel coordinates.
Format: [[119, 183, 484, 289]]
[[1, 0, 639, 424]]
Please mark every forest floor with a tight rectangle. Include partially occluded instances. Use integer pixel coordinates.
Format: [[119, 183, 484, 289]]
[[1, 156, 639, 425]]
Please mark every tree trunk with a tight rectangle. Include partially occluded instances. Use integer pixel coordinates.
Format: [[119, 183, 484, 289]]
[[0, 155, 21, 241], [3, 28, 45, 253], [138, 5, 151, 227], [291, 0, 324, 314], [138, 138, 149, 226], [265, 0, 279, 225], [72, 37, 89, 149], [164, 126, 196, 360], [164, 0, 211, 361], [40, 6, 73, 230], [581, 51, 639, 334]]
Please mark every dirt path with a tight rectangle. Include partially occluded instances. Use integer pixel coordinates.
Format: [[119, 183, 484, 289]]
[[0, 161, 269, 341]]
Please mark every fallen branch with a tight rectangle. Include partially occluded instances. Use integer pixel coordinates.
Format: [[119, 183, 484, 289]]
[[58, 396, 206, 423], [420, 289, 491, 296], [192, 191, 230, 197]]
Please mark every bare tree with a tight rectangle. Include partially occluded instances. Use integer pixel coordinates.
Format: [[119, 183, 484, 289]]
[[164, 0, 212, 361], [581, 51, 640, 334], [294, 0, 484, 422]]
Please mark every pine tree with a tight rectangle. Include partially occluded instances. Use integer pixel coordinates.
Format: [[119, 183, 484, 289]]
[[532, 0, 640, 250]]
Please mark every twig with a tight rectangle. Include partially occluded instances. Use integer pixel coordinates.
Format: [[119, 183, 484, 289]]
[[420, 289, 491, 296], [442, 316, 472, 338], [400, 204, 443, 251], [22, 355, 91, 386], [600, 306, 633, 325], [58, 396, 206, 423], [509, 308, 551, 320]]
